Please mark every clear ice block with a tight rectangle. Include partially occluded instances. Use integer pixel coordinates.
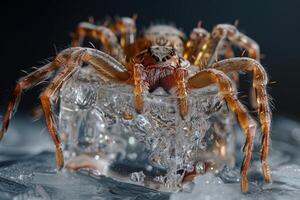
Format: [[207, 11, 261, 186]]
[[58, 66, 237, 191]]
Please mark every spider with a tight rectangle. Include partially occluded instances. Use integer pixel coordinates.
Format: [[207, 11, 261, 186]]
[[0, 15, 271, 192]]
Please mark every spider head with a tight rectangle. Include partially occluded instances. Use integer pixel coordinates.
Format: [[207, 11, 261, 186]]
[[134, 45, 189, 70], [144, 25, 186, 54]]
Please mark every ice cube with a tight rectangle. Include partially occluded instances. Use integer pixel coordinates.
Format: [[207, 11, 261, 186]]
[[58, 66, 236, 191]]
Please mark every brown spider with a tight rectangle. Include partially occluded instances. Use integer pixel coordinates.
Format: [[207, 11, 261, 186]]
[[0, 16, 271, 192]]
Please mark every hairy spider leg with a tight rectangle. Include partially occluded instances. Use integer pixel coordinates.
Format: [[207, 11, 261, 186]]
[[0, 62, 60, 140], [210, 24, 260, 61], [175, 68, 188, 118], [72, 22, 126, 64], [132, 64, 145, 113], [184, 22, 210, 63], [111, 15, 137, 49], [1, 47, 130, 169], [188, 68, 257, 192], [40, 65, 78, 169], [212, 57, 272, 183], [188, 24, 260, 69]]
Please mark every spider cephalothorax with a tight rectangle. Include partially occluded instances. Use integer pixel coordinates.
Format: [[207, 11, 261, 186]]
[[0, 15, 271, 192]]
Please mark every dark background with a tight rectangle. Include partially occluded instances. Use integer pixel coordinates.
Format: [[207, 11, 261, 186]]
[[1, 0, 299, 119]]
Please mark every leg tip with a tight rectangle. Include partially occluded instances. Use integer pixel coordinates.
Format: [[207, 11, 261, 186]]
[[55, 147, 64, 170], [179, 105, 188, 120], [264, 176, 272, 184], [179, 100, 188, 119], [180, 113, 186, 120], [0, 129, 4, 141], [135, 105, 143, 114], [134, 95, 144, 114], [262, 162, 272, 183], [241, 175, 248, 193]]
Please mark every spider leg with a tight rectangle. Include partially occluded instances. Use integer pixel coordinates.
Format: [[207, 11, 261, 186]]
[[190, 24, 260, 69], [40, 48, 130, 169], [175, 69, 188, 118], [1, 47, 130, 169], [210, 25, 261, 107], [223, 41, 235, 59], [132, 64, 145, 113], [222, 42, 240, 82], [40, 66, 78, 169], [212, 57, 271, 183], [211, 24, 260, 61], [183, 22, 210, 65], [0, 47, 81, 166], [111, 15, 137, 49], [188, 69, 256, 192], [0, 62, 60, 140], [72, 22, 126, 64], [80, 48, 130, 81]]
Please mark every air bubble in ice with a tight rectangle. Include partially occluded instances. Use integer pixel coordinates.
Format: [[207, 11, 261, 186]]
[[130, 171, 146, 183], [195, 161, 205, 174], [135, 115, 152, 132]]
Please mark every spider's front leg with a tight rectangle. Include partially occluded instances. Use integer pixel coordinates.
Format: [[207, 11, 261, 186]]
[[0, 48, 80, 168], [175, 68, 188, 118], [187, 69, 256, 192], [132, 64, 145, 113], [40, 66, 78, 169], [212, 57, 272, 183], [0, 62, 59, 140], [43, 48, 130, 169]]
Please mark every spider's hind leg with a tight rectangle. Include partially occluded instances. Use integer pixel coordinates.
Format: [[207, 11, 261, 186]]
[[212, 57, 272, 183]]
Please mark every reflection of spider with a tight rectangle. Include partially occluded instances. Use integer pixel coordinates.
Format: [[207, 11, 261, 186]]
[[0, 16, 271, 192]]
